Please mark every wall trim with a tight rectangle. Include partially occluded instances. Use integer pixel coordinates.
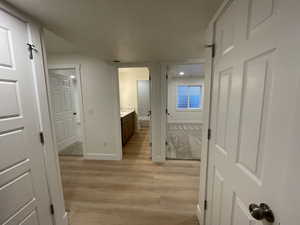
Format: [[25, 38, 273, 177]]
[[112, 66, 123, 161], [84, 153, 121, 160], [62, 212, 69, 225], [40, 32, 69, 225], [168, 120, 203, 124], [196, 204, 202, 223]]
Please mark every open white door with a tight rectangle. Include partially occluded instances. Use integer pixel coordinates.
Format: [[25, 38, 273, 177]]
[[137, 80, 150, 120], [0, 9, 52, 225], [206, 0, 300, 225], [49, 71, 77, 152]]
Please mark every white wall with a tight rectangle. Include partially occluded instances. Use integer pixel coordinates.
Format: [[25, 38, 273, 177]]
[[168, 76, 204, 123], [47, 53, 121, 160], [118, 67, 149, 111]]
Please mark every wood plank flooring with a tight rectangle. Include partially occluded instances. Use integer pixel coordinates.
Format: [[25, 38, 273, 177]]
[[59, 127, 201, 225]]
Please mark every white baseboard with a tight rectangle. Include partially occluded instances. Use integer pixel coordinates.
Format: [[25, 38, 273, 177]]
[[57, 138, 77, 152], [62, 212, 69, 225], [168, 120, 203, 124], [152, 154, 165, 162], [196, 204, 202, 224], [138, 116, 150, 121], [84, 153, 121, 160]]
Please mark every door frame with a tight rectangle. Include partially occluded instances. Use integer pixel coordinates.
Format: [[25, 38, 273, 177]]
[[160, 59, 206, 161], [114, 63, 158, 161], [47, 64, 87, 157], [0, 2, 68, 225]]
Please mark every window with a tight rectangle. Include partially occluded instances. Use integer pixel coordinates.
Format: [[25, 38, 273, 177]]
[[177, 85, 203, 110]]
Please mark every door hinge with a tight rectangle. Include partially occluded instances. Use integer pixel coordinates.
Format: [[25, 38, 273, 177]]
[[205, 44, 215, 58], [165, 141, 168, 146], [50, 204, 55, 215], [149, 142, 152, 147], [204, 200, 208, 210], [208, 129, 211, 140], [149, 75, 151, 81], [166, 108, 170, 115], [166, 73, 168, 79], [27, 43, 38, 60], [39, 132, 45, 145]]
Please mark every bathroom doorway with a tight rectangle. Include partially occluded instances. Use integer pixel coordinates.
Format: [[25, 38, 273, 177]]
[[48, 65, 86, 157], [118, 67, 152, 159]]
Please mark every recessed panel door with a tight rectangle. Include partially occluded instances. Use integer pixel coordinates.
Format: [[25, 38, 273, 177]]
[[0, 9, 52, 225], [208, 0, 286, 224], [49, 72, 77, 152]]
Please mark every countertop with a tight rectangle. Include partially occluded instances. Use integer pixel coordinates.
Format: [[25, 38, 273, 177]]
[[120, 110, 135, 118]]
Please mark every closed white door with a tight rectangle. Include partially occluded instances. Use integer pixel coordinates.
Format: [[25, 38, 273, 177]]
[[49, 72, 77, 151], [137, 80, 150, 119], [207, 0, 299, 225], [0, 9, 52, 225]]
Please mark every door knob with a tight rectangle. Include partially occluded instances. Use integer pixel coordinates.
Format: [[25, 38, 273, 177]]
[[249, 203, 275, 223]]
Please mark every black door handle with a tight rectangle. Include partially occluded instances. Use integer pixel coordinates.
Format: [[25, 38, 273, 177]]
[[249, 203, 275, 223]]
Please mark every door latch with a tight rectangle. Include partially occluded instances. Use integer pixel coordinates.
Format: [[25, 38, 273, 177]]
[[249, 203, 275, 223]]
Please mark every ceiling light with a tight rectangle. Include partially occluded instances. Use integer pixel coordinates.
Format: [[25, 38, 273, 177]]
[[179, 72, 185, 75], [70, 75, 76, 79]]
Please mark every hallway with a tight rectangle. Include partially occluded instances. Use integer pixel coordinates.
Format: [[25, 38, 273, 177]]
[[59, 127, 201, 225]]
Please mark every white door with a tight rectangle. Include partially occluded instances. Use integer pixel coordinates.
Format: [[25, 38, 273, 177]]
[[207, 0, 299, 225], [49, 72, 77, 152], [137, 80, 150, 120], [0, 9, 52, 225]]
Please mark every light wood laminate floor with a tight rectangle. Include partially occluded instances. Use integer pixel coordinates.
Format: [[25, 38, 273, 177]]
[[59, 127, 200, 225]]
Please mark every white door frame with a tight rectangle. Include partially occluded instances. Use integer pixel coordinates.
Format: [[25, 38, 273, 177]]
[[160, 60, 206, 159], [0, 2, 68, 225], [47, 64, 87, 157], [114, 63, 158, 161]]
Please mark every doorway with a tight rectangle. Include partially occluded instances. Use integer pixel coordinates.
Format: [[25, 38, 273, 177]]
[[48, 65, 86, 157], [166, 64, 205, 160], [118, 67, 151, 159]]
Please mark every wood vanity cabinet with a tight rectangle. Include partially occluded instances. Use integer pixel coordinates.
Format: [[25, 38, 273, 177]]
[[121, 111, 135, 146]]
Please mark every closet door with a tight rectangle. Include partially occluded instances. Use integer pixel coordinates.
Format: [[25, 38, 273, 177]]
[[0, 9, 52, 225]]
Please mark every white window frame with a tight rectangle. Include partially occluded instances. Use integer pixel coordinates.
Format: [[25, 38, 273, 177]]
[[176, 84, 204, 111]]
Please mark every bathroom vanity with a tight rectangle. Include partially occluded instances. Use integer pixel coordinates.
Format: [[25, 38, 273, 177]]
[[120, 110, 135, 146]]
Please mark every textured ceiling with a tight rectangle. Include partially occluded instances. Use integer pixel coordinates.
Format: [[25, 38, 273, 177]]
[[7, 0, 222, 63]]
